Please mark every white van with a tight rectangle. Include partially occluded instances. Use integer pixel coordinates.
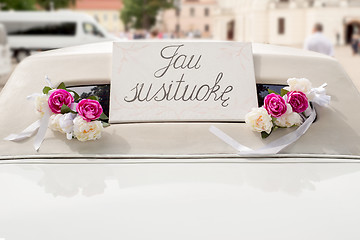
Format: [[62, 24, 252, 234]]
[[0, 11, 118, 62], [0, 23, 11, 86]]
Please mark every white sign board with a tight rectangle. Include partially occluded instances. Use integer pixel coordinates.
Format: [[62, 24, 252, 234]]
[[110, 42, 258, 123]]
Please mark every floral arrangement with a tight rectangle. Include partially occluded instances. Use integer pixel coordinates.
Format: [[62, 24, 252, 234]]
[[245, 78, 322, 138], [36, 82, 109, 142]]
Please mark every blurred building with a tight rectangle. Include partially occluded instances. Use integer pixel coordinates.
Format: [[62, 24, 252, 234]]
[[74, 0, 124, 34], [214, 0, 360, 46], [159, 0, 217, 38]]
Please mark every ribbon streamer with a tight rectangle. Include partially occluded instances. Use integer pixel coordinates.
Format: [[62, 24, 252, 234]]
[[33, 106, 51, 151], [309, 83, 331, 106], [4, 76, 53, 151], [3, 120, 41, 141], [210, 106, 317, 155]]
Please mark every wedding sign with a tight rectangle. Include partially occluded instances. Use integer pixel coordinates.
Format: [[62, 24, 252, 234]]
[[110, 42, 258, 123]]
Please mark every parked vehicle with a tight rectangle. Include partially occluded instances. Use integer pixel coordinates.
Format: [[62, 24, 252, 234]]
[[0, 23, 11, 86], [0, 11, 117, 62], [0, 42, 359, 239]]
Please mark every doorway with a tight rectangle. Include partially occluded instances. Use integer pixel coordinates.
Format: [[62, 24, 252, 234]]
[[345, 21, 360, 44]]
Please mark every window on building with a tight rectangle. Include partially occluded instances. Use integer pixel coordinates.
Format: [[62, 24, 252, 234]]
[[113, 13, 118, 21], [175, 8, 181, 17], [204, 8, 209, 17], [278, 18, 285, 35], [204, 24, 209, 32], [103, 14, 108, 22], [190, 8, 195, 17]]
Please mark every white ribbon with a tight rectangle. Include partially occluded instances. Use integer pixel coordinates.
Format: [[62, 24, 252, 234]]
[[3, 120, 41, 141], [33, 106, 51, 151], [45, 75, 54, 89], [309, 83, 331, 106], [4, 76, 53, 151], [210, 106, 317, 155]]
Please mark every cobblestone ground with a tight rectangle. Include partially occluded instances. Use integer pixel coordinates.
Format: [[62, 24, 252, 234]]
[[334, 46, 360, 91], [1, 46, 359, 92]]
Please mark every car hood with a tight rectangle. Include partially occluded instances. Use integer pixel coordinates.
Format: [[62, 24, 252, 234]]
[[1, 159, 360, 240]]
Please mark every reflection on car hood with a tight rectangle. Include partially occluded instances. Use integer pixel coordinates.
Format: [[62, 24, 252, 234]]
[[1, 159, 360, 240]]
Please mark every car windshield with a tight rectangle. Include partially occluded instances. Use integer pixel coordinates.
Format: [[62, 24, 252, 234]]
[[68, 84, 110, 118], [83, 22, 104, 37]]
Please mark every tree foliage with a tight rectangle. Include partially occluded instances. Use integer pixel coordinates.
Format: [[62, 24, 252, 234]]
[[36, 0, 76, 10], [0, 0, 75, 10], [121, 0, 174, 30], [0, 0, 36, 10]]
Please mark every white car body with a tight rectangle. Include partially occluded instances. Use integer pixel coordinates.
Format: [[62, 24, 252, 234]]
[[0, 23, 11, 86], [0, 42, 359, 240], [0, 11, 118, 61]]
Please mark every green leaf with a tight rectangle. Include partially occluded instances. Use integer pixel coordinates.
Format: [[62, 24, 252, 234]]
[[102, 122, 110, 128], [42, 86, 52, 94], [267, 89, 279, 95], [61, 104, 71, 114], [61, 104, 76, 114], [57, 82, 66, 89], [87, 96, 100, 101], [261, 131, 270, 139], [99, 112, 109, 120], [67, 89, 80, 101], [281, 88, 289, 97]]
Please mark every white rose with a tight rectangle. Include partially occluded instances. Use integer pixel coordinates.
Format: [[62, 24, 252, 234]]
[[35, 94, 49, 116], [284, 78, 312, 95], [49, 114, 65, 133], [274, 103, 303, 127], [59, 113, 76, 134], [245, 107, 273, 134], [73, 116, 103, 142]]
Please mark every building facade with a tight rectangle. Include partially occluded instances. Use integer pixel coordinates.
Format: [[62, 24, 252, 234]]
[[213, 0, 360, 46], [74, 0, 124, 35], [159, 0, 217, 38]]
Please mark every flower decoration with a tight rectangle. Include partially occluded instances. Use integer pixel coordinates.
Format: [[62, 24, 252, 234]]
[[48, 89, 74, 114], [37, 81, 109, 142], [245, 107, 273, 134], [246, 78, 329, 138], [77, 99, 103, 122], [286, 91, 308, 113], [264, 93, 287, 118]]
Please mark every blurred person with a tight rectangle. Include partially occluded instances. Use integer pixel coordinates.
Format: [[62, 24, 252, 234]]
[[149, 29, 161, 39], [187, 31, 194, 39], [304, 23, 334, 57], [351, 33, 359, 55]]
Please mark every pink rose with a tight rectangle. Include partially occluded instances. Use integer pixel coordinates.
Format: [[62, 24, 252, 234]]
[[286, 91, 308, 113], [264, 93, 287, 118], [76, 99, 103, 122], [48, 89, 74, 114]]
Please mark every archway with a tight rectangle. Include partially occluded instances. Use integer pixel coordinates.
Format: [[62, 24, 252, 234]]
[[345, 21, 360, 44]]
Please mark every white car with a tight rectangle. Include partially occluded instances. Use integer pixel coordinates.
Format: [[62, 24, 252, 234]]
[[0, 42, 359, 240], [0, 23, 11, 86], [0, 11, 118, 62]]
